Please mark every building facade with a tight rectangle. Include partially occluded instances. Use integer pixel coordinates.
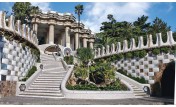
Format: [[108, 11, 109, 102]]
[[31, 11, 95, 51]]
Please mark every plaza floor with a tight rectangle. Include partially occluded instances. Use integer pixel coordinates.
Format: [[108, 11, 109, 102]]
[[0, 96, 174, 105]]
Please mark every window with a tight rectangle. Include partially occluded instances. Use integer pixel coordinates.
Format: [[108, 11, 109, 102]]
[[140, 69, 143, 73]]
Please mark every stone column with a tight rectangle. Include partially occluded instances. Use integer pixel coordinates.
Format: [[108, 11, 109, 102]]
[[83, 38, 87, 48], [65, 26, 70, 48], [49, 24, 54, 44], [75, 33, 79, 50], [34, 23, 38, 35], [71, 36, 75, 50], [89, 42, 93, 49]]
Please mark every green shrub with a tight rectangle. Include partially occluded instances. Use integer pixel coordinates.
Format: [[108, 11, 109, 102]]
[[77, 47, 94, 65], [133, 51, 139, 58], [152, 48, 160, 55], [116, 53, 124, 60], [160, 47, 169, 54], [66, 84, 99, 90], [21, 66, 37, 81], [117, 69, 148, 84], [126, 52, 133, 59], [139, 50, 147, 58], [64, 55, 73, 64]]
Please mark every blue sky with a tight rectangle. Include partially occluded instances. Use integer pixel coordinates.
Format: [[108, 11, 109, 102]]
[[0, 2, 175, 33]]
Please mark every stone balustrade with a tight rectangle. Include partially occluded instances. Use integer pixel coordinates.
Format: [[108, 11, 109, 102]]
[[0, 11, 39, 47], [95, 31, 176, 59]]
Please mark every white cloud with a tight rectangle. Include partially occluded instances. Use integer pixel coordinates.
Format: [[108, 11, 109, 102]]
[[83, 2, 151, 33], [31, 2, 51, 12], [167, 3, 173, 12]]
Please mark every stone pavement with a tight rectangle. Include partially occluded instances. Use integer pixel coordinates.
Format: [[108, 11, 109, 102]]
[[0, 96, 174, 105]]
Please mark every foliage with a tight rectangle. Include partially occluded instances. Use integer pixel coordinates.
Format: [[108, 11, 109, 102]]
[[133, 51, 139, 58], [64, 55, 74, 65], [66, 79, 128, 91], [115, 53, 124, 60], [117, 69, 148, 84], [12, 2, 40, 24], [138, 50, 147, 58], [74, 66, 89, 80], [125, 52, 133, 59], [66, 84, 99, 90], [21, 66, 37, 81], [152, 48, 160, 55], [160, 47, 170, 54], [95, 14, 171, 49], [76, 47, 94, 65]]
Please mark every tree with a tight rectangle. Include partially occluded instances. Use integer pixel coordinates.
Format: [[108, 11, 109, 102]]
[[76, 47, 94, 65], [75, 4, 84, 48], [12, 2, 40, 25], [100, 14, 117, 45], [150, 17, 171, 43]]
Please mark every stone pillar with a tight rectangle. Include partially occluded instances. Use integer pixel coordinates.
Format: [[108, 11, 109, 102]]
[[75, 33, 79, 50], [89, 42, 93, 49], [83, 38, 87, 48], [33, 23, 38, 35], [65, 27, 70, 48], [49, 24, 54, 44], [71, 36, 75, 50], [98, 48, 101, 56]]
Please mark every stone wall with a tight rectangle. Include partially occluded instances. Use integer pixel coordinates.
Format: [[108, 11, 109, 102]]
[[115, 54, 174, 84], [0, 81, 16, 97]]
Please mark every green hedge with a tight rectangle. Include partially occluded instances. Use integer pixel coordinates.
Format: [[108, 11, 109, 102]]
[[21, 66, 37, 81], [64, 55, 74, 65], [117, 69, 148, 84], [66, 79, 128, 91]]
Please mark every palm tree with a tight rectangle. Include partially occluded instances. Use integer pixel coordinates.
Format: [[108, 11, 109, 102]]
[[75, 4, 84, 48]]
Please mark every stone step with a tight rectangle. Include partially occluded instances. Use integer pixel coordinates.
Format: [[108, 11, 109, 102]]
[[37, 77, 64, 79], [18, 94, 64, 99], [42, 72, 66, 74], [33, 81, 62, 83], [32, 82, 61, 85], [133, 91, 146, 93], [36, 78, 62, 81], [39, 74, 65, 77], [19, 92, 63, 97], [24, 90, 61, 93], [28, 87, 60, 90], [28, 87, 60, 91], [30, 85, 60, 88], [134, 93, 147, 96]]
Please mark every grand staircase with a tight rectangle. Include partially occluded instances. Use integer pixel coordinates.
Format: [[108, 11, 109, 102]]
[[19, 54, 67, 98]]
